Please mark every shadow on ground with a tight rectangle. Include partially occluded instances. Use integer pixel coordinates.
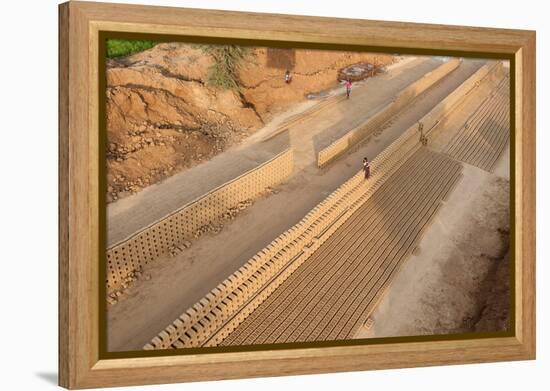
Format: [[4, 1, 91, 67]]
[[35, 372, 57, 386]]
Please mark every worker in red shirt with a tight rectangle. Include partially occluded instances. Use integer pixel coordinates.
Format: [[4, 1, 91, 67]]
[[345, 79, 353, 99]]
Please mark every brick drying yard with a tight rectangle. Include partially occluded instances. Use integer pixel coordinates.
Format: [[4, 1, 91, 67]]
[[105, 53, 510, 352]]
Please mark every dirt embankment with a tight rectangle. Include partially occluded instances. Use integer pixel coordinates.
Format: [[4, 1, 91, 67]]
[[471, 251, 510, 333], [106, 43, 393, 202], [428, 175, 511, 335]]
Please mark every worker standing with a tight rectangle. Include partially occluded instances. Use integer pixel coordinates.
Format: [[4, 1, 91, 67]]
[[345, 79, 353, 99], [363, 157, 370, 179], [285, 69, 292, 84]]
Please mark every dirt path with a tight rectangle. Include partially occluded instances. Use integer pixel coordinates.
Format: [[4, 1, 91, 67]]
[[106, 57, 443, 246], [107, 58, 487, 351]]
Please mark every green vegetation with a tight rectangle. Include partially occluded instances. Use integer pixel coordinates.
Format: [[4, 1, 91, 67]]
[[202, 45, 250, 90], [106, 39, 157, 58], [105, 41, 249, 90]]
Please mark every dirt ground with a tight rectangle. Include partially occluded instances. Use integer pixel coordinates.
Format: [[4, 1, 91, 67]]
[[354, 155, 510, 339], [106, 58, 489, 351], [106, 44, 393, 202]]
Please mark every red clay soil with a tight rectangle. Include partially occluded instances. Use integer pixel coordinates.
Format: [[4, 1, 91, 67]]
[[105, 43, 394, 202]]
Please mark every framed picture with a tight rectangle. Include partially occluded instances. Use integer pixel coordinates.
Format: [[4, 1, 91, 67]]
[[59, 1, 536, 389]]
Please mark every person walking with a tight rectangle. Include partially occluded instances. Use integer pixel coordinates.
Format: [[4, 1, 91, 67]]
[[345, 78, 352, 99], [363, 157, 370, 179], [285, 69, 292, 84]]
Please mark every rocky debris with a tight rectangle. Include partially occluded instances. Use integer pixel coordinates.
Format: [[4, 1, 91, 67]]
[[194, 222, 225, 238], [221, 199, 253, 221], [168, 240, 192, 257], [106, 130, 179, 161], [107, 160, 176, 202], [168, 199, 257, 245], [105, 118, 240, 203], [337, 62, 381, 82], [165, 197, 258, 257], [265, 186, 280, 195], [106, 266, 145, 305], [473, 252, 510, 332]]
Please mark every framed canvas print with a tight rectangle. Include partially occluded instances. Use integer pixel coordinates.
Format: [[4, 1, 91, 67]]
[[58, 1, 536, 389]]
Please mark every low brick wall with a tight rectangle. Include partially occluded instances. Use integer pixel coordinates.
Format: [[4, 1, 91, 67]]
[[106, 149, 294, 292], [317, 58, 461, 168]]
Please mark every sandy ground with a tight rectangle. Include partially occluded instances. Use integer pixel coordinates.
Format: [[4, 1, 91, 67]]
[[106, 58, 490, 351], [354, 162, 509, 339], [493, 142, 510, 179]]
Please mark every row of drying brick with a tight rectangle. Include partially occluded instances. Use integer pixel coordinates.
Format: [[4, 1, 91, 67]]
[[199, 130, 432, 348], [420, 61, 506, 140], [443, 76, 510, 171], [221, 149, 462, 345], [142, 88, 439, 349]]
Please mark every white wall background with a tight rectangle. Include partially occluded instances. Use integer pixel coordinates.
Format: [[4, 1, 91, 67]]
[[0, 0, 546, 389]]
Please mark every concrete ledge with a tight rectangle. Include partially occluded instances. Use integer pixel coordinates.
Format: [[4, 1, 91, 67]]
[[261, 95, 347, 142]]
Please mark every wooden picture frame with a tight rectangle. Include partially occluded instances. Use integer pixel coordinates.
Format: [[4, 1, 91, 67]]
[[59, 1, 536, 388]]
